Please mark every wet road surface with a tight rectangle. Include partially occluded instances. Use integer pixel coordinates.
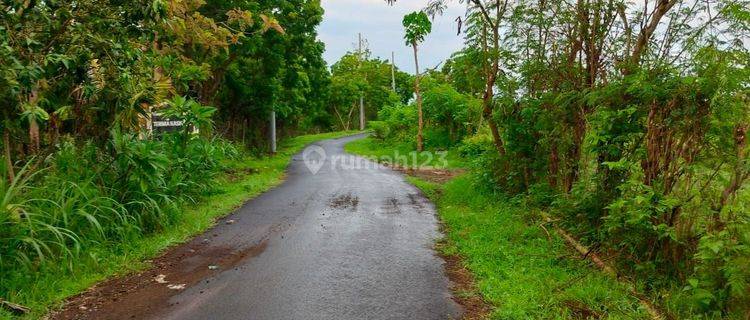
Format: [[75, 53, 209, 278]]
[[69, 134, 461, 320]]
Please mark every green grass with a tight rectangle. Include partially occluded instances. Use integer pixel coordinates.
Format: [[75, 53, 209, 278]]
[[344, 136, 465, 169], [409, 176, 649, 319], [0, 131, 356, 320]]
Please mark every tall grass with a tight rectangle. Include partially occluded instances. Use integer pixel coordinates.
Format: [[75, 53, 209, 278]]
[[0, 131, 238, 299]]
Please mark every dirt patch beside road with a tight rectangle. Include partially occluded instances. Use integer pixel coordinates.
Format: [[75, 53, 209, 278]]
[[52, 236, 267, 320], [439, 246, 493, 319], [387, 164, 465, 184]]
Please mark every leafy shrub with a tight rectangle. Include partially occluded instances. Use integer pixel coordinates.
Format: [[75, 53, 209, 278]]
[[368, 121, 390, 140], [526, 183, 557, 207], [422, 81, 482, 143], [370, 79, 481, 151], [422, 128, 453, 150], [458, 133, 494, 158], [376, 103, 417, 142]]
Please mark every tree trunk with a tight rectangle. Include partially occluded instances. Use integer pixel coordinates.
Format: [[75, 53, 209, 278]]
[[28, 88, 41, 154], [626, 0, 677, 73], [242, 118, 247, 147], [484, 27, 505, 156], [29, 117, 41, 154], [413, 43, 424, 152], [3, 129, 14, 183], [565, 111, 586, 192], [548, 141, 559, 188], [480, 66, 504, 156], [449, 122, 455, 143], [712, 125, 748, 230], [483, 97, 504, 156], [469, 0, 505, 157]]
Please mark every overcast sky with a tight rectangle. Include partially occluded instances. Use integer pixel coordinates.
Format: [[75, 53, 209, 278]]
[[318, 0, 466, 74]]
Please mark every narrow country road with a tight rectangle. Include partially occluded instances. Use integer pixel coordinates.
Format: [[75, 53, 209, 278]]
[[60, 134, 462, 320]]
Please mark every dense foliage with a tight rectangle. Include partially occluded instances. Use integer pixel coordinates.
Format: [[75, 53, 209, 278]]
[[1, 0, 327, 156], [382, 0, 749, 317], [372, 74, 482, 149]]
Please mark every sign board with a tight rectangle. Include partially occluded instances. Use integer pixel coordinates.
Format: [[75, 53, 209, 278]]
[[151, 112, 186, 134]]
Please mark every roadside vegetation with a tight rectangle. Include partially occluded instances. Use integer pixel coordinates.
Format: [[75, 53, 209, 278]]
[[349, 0, 749, 317], [408, 175, 649, 319], [349, 135, 655, 318]]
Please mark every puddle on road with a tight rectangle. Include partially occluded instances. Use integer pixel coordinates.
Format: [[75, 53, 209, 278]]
[[328, 193, 359, 211]]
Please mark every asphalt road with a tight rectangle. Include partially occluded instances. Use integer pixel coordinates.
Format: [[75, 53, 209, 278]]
[[141, 134, 462, 319]]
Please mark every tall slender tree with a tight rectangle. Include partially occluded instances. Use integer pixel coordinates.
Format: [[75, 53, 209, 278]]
[[403, 11, 432, 152]]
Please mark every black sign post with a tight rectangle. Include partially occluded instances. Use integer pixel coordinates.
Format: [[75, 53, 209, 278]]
[[151, 112, 185, 134]]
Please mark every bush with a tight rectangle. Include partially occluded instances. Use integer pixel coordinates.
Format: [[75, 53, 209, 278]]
[[422, 81, 482, 144], [458, 133, 494, 158], [376, 103, 417, 142], [422, 128, 453, 150], [368, 121, 390, 140]]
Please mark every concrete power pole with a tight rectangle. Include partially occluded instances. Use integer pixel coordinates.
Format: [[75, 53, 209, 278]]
[[358, 33, 365, 131], [270, 110, 277, 154], [391, 51, 396, 92]]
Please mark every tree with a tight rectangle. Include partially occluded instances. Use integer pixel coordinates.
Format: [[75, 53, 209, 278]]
[[403, 11, 432, 152], [328, 52, 412, 131], [394, 0, 516, 156], [212, 0, 328, 146]]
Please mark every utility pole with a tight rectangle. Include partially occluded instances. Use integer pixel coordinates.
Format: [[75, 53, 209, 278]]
[[270, 109, 277, 154], [358, 33, 365, 131], [391, 51, 396, 92]]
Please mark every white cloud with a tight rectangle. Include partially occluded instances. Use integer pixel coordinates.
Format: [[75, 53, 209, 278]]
[[318, 0, 466, 73]]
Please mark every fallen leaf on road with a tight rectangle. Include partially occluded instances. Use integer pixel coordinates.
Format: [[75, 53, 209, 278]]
[[167, 284, 186, 290]]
